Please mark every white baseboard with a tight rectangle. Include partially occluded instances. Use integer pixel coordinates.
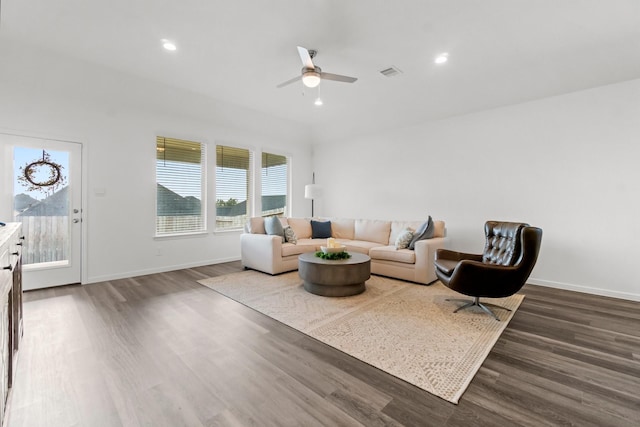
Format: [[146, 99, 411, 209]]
[[85, 256, 241, 284], [527, 277, 640, 302]]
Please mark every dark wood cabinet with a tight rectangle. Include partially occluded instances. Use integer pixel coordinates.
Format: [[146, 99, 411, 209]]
[[0, 224, 23, 425]]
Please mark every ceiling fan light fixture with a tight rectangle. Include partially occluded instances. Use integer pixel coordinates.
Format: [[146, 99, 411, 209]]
[[435, 52, 449, 64], [277, 47, 356, 89], [161, 39, 177, 51], [302, 71, 321, 88]]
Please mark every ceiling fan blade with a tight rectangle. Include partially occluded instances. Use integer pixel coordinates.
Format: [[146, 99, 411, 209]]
[[297, 46, 315, 69], [276, 75, 301, 88], [320, 72, 358, 83]]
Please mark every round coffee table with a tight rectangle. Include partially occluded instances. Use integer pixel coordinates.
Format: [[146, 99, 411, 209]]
[[298, 252, 371, 297]]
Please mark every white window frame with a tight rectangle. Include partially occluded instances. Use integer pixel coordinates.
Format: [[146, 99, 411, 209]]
[[260, 150, 290, 218], [155, 136, 206, 237], [214, 143, 254, 232]]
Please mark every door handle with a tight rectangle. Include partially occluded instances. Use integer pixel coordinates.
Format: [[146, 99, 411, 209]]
[[73, 218, 81, 223]]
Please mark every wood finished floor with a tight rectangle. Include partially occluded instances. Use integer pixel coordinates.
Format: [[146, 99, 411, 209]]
[[5, 261, 640, 427]]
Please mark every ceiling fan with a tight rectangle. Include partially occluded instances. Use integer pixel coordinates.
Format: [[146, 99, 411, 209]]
[[276, 46, 358, 89]]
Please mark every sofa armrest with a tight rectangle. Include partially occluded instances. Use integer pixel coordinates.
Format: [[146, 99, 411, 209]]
[[240, 233, 283, 274], [413, 237, 448, 283]]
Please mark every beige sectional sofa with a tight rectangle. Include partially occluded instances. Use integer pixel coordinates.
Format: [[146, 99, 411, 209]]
[[240, 217, 447, 285]]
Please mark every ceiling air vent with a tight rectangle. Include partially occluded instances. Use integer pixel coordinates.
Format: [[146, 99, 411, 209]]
[[379, 66, 402, 77]]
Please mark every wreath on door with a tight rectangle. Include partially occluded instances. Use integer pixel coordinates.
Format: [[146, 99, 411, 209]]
[[17, 150, 67, 194]]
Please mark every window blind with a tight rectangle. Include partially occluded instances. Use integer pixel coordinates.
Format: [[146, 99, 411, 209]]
[[156, 136, 205, 235], [261, 152, 288, 217], [216, 145, 252, 230]]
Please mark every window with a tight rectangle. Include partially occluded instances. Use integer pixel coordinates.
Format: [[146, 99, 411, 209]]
[[156, 136, 205, 235], [261, 152, 288, 217], [216, 145, 252, 230]]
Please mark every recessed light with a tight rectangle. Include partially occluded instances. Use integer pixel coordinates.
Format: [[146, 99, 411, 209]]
[[435, 53, 449, 64], [161, 39, 177, 51]]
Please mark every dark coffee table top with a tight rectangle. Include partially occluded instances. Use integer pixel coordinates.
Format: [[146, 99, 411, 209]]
[[298, 252, 371, 265]]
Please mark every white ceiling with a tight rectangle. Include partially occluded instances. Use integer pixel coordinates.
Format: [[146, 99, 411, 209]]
[[3, 0, 640, 140]]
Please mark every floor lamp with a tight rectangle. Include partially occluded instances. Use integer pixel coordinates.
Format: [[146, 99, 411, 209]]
[[304, 174, 322, 217]]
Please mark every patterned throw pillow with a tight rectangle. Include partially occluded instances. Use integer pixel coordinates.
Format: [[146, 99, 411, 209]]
[[283, 226, 297, 244], [395, 227, 414, 250]]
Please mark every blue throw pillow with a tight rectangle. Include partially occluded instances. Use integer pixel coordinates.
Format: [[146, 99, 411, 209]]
[[311, 220, 332, 239], [408, 216, 434, 250], [264, 216, 285, 242]]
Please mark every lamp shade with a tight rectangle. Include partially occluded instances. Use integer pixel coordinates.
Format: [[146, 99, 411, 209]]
[[304, 184, 322, 199], [302, 71, 321, 88]]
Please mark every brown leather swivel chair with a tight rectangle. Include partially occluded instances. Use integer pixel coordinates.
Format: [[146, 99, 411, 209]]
[[434, 221, 542, 321]]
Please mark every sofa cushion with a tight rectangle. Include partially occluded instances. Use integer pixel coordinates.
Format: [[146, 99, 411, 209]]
[[354, 219, 391, 245], [294, 238, 326, 252], [395, 228, 414, 249], [287, 218, 312, 239], [283, 226, 297, 244], [433, 220, 445, 238], [343, 240, 384, 254], [329, 218, 355, 239], [311, 220, 332, 238], [281, 242, 317, 257], [370, 246, 416, 264], [247, 217, 266, 234], [409, 216, 435, 250]]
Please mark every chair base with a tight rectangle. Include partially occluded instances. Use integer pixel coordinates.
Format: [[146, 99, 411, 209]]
[[446, 296, 511, 321]]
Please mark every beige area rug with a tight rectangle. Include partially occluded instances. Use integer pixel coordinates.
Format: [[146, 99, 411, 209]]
[[197, 271, 524, 404]]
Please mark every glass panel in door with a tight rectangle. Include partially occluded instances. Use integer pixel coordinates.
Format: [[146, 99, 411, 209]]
[[13, 147, 70, 267]]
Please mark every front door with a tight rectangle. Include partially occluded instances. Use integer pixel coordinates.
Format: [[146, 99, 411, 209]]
[[0, 133, 83, 290]]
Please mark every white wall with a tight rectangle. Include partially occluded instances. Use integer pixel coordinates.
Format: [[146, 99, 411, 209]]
[[3, 38, 638, 300], [313, 79, 640, 301], [0, 40, 313, 284]]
